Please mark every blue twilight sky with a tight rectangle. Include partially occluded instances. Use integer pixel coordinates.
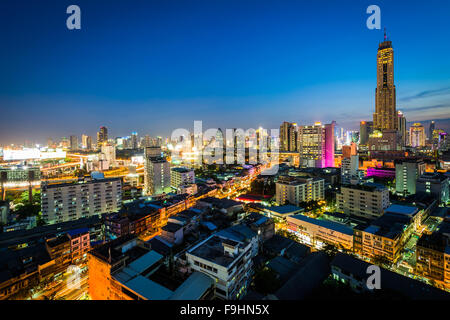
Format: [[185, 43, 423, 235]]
[[0, 0, 449, 145]]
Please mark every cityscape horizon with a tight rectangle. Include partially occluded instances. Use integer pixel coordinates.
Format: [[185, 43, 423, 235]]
[[0, 0, 449, 307]]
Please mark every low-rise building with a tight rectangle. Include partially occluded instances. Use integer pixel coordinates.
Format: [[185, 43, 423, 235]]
[[186, 224, 258, 300], [286, 214, 354, 251]]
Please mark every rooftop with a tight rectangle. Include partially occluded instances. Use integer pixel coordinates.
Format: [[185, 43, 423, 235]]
[[188, 235, 242, 268], [289, 214, 354, 236], [331, 253, 450, 300]]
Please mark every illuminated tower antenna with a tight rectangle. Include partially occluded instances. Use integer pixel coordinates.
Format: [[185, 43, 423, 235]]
[[384, 27, 387, 41]]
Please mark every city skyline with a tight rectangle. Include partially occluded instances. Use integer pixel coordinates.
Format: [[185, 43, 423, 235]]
[[1, 0, 450, 145]]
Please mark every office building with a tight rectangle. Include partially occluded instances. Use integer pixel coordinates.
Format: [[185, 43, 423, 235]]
[[410, 123, 426, 147], [97, 126, 108, 149], [69, 135, 78, 151], [359, 121, 373, 145], [395, 159, 425, 196], [336, 183, 389, 219], [82, 134, 93, 150], [373, 36, 397, 131], [279, 122, 298, 152], [144, 147, 170, 195], [397, 111, 407, 146], [41, 174, 122, 224], [101, 143, 116, 168], [297, 122, 335, 168], [416, 173, 449, 204]]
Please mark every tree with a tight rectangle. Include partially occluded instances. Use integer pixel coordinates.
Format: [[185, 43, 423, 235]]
[[322, 243, 339, 259]]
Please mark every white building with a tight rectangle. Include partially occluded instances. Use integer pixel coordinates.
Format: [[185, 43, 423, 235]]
[[171, 167, 195, 189], [276, 176, 324, 206], [101, 144, 116, 168], [395, 159, 425, 197], [336, 183, 389, 219], [144, 147, 170, 195], [41, 175, 122, 224], [341, 155, 360, 185], [185, 226, 258, 300]]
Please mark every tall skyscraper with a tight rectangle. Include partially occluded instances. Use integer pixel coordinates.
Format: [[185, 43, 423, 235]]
[[429, 121, 435, 141], [410, 123, 426, 147], [298, 122, 335, 168], [373, 33, 397, 131], [397, 110, 407, 146], [69, 135, 79, 151], [131, 132, 138, 149], [97, 126, 108, 149], [359, 121, 373, 145], [279, 122, 298, 152], [82, 134, 93, 150], [144, 146, 170, 195]]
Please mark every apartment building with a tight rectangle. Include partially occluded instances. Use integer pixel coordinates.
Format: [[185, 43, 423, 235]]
[[67, 228, 90, 264], [170, 167, 195, 189], [395, 159, 425, 197], [41, 175, 122, 224], [354, 206, 418, 263], [186, 225, 258, 300], [336, 183, 389, 219], [416, 221, 450, 290], [88, 235, 214, 300], [276, 176, 324, 206]]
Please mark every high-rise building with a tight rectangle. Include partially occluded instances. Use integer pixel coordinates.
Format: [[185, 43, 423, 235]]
[[97, 126, 108, 149], [341, 155, 360, 185], [429, 121, 435, 141], [373, 35, 397, 131], [144, 147, 170, 195], [298, 122, 335, 168], [279, 122, 298, 152], [395, 159, 425, 197], [397, 111, 407, 146], [359, 121, 373, 145], [131, 132, 138, 149], [410, 123, 426, 147], [82, 134, 93, 151], [101, 144, 116, 168]]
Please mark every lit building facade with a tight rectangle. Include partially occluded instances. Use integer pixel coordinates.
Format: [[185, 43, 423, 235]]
[[409, 123, 426, 147], [41, 175, 122, 224], [297, 122, 335, 168], [144, 147, 170, 195], [276, 176, 324, 206], [336, 183, 389, 219], [395, 159, 425, 196]]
